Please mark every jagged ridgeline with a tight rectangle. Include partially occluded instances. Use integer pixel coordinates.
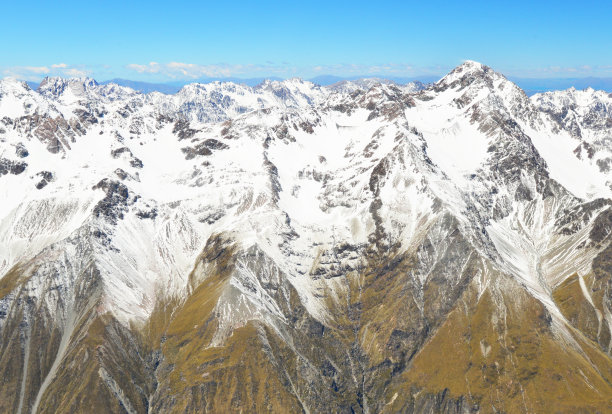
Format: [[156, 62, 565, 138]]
[[0, 61, 611, 413]]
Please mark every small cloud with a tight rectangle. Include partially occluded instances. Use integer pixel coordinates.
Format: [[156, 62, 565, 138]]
[[2, 66, 49, 80], [503, 63, 612, 78], [1, 63, 90, 81], [126, 62, 161, 74], [127, 62, 240, 79], [22, 66, 50, 74], [303, 63, 418, 77], [123, 61, 431, 80], [167, 62, 231, 78]]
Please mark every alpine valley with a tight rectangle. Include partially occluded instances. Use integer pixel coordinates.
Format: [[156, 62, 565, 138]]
[[1, 61, 612, 413]]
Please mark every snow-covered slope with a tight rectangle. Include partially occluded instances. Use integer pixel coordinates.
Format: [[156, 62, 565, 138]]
[[532, 87, 612, 192], [1, 63, 611, 413]]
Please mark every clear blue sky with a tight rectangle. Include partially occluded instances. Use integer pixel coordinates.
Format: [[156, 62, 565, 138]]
[[2, 0, 611, 81]]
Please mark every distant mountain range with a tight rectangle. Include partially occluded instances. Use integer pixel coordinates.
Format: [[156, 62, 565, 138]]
[[25, 75, 612, 96], [509, 76, 612, 95], [24, 75, 612, 96]]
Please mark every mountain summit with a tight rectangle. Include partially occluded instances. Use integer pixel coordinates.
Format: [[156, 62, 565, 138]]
[[0, 62, 611, 413]]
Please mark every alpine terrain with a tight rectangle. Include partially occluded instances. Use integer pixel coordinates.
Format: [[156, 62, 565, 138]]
[[1, 61, 612, 413]]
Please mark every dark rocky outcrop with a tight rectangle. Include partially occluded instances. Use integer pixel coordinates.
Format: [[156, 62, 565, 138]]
[[0, 158, 27, 176]]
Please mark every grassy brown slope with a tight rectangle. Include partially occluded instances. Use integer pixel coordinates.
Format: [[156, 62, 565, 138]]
[[0, 265, 63, 414], [2, 228, 609, 413], [589, 239, 612, 352], [349, 218, 480, 411], [36, 312, 155, 414], [388, 275, 612, 413], [0, 256, 155, 414], [147, 235, 306, 413], [553, 274, 601, 343], [0, 265, 29, 300], [552, 238, 612, 354]]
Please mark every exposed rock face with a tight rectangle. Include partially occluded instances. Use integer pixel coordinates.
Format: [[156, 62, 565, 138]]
[[0, 157, 27, 176], [34, 171, 53, 189], [0, 63, 611, 413]]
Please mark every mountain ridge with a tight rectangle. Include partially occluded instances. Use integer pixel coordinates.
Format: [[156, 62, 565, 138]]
[[22, 70, 612, 96], [0, 61, 611, 413]]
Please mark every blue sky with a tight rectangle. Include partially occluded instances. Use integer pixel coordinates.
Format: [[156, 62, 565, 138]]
[[2, 0, 612, 82]]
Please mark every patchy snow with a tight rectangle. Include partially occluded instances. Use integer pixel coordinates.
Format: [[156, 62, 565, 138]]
[[0, 64, 610, 334]]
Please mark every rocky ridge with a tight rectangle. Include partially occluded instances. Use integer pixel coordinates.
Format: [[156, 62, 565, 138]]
[[0, 62, 611, 413]]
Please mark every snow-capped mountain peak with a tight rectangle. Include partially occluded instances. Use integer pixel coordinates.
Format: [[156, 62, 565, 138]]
[[1, 61, 611, 413]]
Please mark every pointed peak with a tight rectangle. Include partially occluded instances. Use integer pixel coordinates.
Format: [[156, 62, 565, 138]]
[[36, 76, 103, 103], [38, 76, 98, 91], [459, 60, 486, 69], [433, 60, 511, 93], [37, 76, 63, 89], [444, 60, 493, 80], [258, 78, 317, 92], [176, 82, 207, 96], [176, 81, 247, 98]]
